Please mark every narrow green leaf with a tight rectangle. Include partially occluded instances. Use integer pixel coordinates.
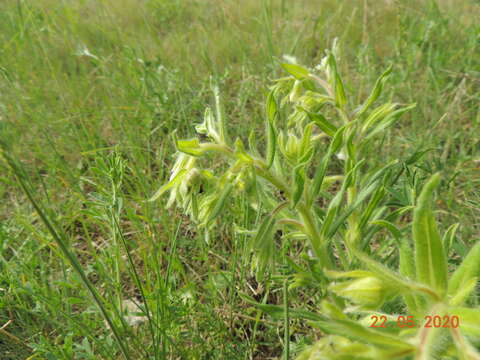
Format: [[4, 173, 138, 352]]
[[248, 130, 260, 157], [305, 110, 337, 137], [313, 318, 414, 350], [405, 148, 435, 166], [328, 54, 346, 109], [324, 269, 375, 279], [291, 165, 305, 209], [250, 215, 275, 253], [321, 188, 345, 238], [346, 136, 356, 167], [266, 90, 277, 123], [356, 65, 393, 117], [205, 183, 234, 225], [399, 238, 419, 313], [299, 122, 314, 155], [449, 277, 477, 306], [448, 307, 480, 338], [288, 80, 302, 102], [342, 159, 365, 190], [330, 125, 345, 153], [149, 169, 187, 202], [246, 294, 327, 321], [297, 145, 314, 165], [416, 325, 450, 360], [310, 126, 344, 200], [327, 180, 380, 238], [234, 138, 253, 164], [362, 159, 398, 189], [361, 103, 397, 133], [371, 220, 402, 240], [365, 104, 416, 141], [358, 185, 386, 231], [450, 329, 480, 360], [176, 138, 205, 156], [399, 239, 415, 280], [191, 189, 199, 220], [266, 121, 276, 168], [310, 158, 329, 203], [281, 63, 309, 79], [320, 300, 348, 320], [321, 159, 364, 237], [248, 204, 289, 280], [448, 241, 480, 296], [442, 223, 459, 255], [211, 81, 227, 143], [413, 173, 448, 296], [248, 301, 325, 322]]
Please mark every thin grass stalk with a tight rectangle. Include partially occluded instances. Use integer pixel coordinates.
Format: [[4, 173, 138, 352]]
[[113, 215, 159, 358], [283, 279, 290, 360]]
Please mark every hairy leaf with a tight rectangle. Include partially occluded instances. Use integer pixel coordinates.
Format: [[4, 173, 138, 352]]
[[448, 307, 480, 338], [205, 183, 234, 225], [292, 165, 305, 209], [356, 65, 393, 117], [306, 110, 337, 137], [399, 238, 419, 313], [149, 169, 187, 202], [448, 241, 480, 297], [413, 173, 448, 297], [281, 63, 310, 79], [313, 318, 415, 351]]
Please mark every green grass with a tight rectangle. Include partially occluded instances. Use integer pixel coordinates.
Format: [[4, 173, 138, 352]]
[[0, 0, 479, 359]]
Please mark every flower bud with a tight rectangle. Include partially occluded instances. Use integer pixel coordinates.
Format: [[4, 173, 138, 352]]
[[330, 276, 387, 308]]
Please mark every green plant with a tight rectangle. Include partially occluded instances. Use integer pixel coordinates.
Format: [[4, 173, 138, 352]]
[[295, 174, 480, 359], [0, 1, 479, 358], [152, 42, 412, 272], [152, 42, 415, 277], [152, 44, 479, 359]]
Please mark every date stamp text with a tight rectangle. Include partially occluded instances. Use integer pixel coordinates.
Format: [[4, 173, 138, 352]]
[[369, 315, 460, 328]]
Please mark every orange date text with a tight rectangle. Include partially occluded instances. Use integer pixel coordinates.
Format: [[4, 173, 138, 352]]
[[369, 315, 460, 328]]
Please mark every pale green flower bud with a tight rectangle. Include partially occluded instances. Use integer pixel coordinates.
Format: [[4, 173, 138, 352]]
[[330, 276, 387, 309], [278, 131, 302, 165]]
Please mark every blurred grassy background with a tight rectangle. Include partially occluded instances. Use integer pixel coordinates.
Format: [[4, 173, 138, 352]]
[[0, 0, 479, 358]]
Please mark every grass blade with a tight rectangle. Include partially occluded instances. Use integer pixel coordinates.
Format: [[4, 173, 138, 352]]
[[283, 280, 290, 360]]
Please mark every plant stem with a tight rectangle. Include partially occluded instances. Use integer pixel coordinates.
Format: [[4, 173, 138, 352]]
[[283, 279, 290, 360], [298, 204, 333, 269], [254, 159, 333, 268]]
